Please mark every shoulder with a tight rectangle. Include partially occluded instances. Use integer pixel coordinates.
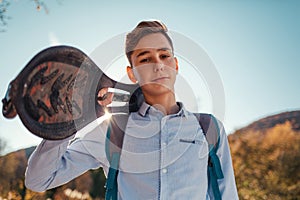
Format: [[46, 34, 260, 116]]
[[72, 116, 110, 142]]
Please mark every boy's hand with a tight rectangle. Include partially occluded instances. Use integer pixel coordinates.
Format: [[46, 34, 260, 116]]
[[97, 88, 114, 106]]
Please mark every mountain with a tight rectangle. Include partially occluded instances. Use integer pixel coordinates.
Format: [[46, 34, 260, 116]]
[[238, 110, 300, 133], [228, 110, 300, 200], [0, 110, 300, 199]]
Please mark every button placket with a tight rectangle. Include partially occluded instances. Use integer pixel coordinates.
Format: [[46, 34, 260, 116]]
[[160, 116, 169, 200]]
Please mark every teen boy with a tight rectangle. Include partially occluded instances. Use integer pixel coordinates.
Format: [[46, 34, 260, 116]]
[[25, 20, 238, 199]]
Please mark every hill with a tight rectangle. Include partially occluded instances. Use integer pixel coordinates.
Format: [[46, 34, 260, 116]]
[[238, 110, 300, 133], [0, 147, 106, 200], [228, 110, 300, 199], [0, 110, 299, 199]]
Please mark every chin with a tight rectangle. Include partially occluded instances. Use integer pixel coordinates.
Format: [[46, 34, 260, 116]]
[[142, 84, 174, 95]]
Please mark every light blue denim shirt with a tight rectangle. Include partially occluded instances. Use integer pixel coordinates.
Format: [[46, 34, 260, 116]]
[[25, 102, 238, 200]]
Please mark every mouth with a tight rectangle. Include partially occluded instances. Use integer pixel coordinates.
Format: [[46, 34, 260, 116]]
[[152, 76, 170, 83]]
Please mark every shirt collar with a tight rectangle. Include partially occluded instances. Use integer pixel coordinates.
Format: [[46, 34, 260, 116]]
[[176, 102, 189, 117], [138, 101, 188, 118], [138, 102, 151, 116]]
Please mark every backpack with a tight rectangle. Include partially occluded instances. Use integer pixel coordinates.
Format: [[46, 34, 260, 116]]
[[104, 113, 224, 200]]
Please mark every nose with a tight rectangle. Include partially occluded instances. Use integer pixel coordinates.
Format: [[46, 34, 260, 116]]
[[153, 57, 164, 72], [153, 63, 164, 72]]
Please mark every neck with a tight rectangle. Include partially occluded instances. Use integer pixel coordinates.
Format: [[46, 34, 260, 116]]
[[143, 92, 179, 115]]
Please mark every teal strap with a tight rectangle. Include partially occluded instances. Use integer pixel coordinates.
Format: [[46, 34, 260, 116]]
[[105, 123, 112, 162], [211, 115, 221, 149], [208, 165, 222, 200], [105, 184, 118, 200], [209, 115, 224, 199], [105, 153, 120, 200], [209, 150, 224, 179], [208, 149, 224, 200]]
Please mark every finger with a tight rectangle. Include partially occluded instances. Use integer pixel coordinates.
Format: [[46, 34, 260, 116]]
[[97, 92, 114, 106], [97, 88, 109, 99]]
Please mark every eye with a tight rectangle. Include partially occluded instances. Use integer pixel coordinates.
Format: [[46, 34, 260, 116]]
[[140, 58, 150, 63], [160, 54, 170, 59]]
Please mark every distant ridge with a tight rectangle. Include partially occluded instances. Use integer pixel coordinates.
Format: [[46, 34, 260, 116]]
[[239, 110, 300, 133]]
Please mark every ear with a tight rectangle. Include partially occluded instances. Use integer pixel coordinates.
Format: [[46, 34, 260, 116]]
[[127, 66, 138, 83], [174, 57, 179, 74]]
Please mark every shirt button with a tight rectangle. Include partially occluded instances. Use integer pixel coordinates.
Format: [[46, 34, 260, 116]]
[[162, 168, 168, 174], [162, 142, 167, 146]]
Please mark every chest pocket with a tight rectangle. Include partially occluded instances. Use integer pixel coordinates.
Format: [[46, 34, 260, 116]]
[[178, 126, 208, 160]]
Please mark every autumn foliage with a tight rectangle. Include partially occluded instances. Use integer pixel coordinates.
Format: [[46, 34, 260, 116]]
[[229, 121, 300, 199], [0, 111, 299, 199]]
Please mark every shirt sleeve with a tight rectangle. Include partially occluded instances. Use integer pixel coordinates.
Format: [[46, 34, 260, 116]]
[[207, 119, 239, 200], [25, 117, 110, 192]]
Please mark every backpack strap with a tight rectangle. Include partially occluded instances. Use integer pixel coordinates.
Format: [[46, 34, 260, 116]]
[[193, 113, 224, 200], [105, 113, 224, 200], [105, 114, 129, 200]]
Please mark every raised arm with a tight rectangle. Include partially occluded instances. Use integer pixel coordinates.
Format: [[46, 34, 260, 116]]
[[25, 118, 110, 192]]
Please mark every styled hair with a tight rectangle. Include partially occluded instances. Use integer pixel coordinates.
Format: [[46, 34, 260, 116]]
[[125, 20, 174, 66]]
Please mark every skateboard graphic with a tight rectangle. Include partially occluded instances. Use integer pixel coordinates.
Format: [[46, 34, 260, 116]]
[[2, 46, 143, 140]]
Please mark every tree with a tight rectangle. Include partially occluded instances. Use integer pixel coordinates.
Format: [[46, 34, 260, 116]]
[[0, 0, 10, 32], [0, 0, 49, 32]]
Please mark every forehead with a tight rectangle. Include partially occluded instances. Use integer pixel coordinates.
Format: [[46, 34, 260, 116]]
[[133, 33, 172, 52]]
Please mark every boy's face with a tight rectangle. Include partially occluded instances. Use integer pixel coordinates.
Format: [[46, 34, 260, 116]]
[[127, 33, 178, 96]]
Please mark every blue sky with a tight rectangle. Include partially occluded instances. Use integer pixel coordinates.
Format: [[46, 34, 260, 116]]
[[0, 0, 299, 154]]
